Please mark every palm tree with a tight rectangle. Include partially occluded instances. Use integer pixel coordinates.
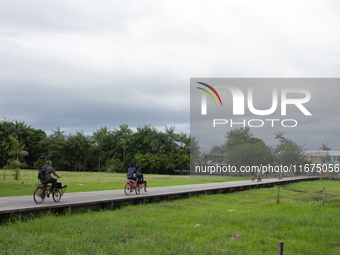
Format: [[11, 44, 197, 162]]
[[145, 127, 161, 155], [81, 132, 93, 171], [106, 129, 120, 160], [177, 132, 188, 150], [165, 125, 178, 155], [117, 124, 133, 169], [0, 118, 33, 168], [136, 125, 156, 154], [320, 143, 331, 151], [8, 135, 29, 163], [51, 126, 66, 139], [93, 126, 109, 171], [68, 131, 93, 171]]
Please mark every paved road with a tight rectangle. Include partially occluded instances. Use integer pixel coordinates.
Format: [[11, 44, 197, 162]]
[[0, 176, 317, 212]]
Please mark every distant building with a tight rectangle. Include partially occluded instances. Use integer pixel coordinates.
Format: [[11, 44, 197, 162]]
[[204, 152, 224, 163], [305, 151, 340, 164]]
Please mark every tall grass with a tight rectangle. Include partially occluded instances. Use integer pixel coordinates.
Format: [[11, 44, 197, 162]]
[[1, 180, 340, 254]]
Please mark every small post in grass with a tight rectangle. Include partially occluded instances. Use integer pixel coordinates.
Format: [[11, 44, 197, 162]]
[[323, 187, 325, 205], [277, 186, 280, 203], [3, 172, 5, 181], [278, 241, 284, 255]]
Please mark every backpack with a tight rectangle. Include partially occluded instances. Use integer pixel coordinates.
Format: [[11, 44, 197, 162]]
[[38, 166, 47, 180]]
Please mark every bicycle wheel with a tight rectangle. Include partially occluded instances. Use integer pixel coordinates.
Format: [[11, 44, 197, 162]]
[[53, 189, 61, 202], [34, 187, 45, 204], [124, 182, 131, 195], [135, 185, 140, 195]]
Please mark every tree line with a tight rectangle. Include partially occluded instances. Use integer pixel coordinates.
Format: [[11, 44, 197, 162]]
[[206, 127, 312, 172], [0, 118, 191, 173]]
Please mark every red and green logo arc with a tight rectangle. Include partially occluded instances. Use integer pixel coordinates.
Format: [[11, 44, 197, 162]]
[[196, 82, 223, 106]]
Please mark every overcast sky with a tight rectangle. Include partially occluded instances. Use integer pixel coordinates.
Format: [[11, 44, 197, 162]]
[[1, 0, 340, 150]]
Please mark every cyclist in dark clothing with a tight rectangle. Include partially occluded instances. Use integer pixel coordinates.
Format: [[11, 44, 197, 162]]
[[40, 160, 60, 193], [127, 163, 137, 181], [136, 167, 147, 192]]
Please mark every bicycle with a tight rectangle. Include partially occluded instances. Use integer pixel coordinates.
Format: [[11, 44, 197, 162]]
[[33, 180, 68, 204], [124, 179, 141, 195]]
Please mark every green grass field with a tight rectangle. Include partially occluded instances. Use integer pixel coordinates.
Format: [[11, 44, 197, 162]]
[[1, 174, 340, 254], [0, 169, 249, 197]]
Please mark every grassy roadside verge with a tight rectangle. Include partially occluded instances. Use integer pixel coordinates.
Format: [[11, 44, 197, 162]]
[[0, 180, 339, 254], [0, 169, 249, 197]]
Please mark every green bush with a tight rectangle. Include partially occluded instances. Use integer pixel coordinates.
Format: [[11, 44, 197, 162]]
[[20, 162, 28, 169], [106, 158, 125, 173]]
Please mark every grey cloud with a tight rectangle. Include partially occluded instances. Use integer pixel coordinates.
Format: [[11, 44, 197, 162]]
[[0, 1, 145, 36]]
